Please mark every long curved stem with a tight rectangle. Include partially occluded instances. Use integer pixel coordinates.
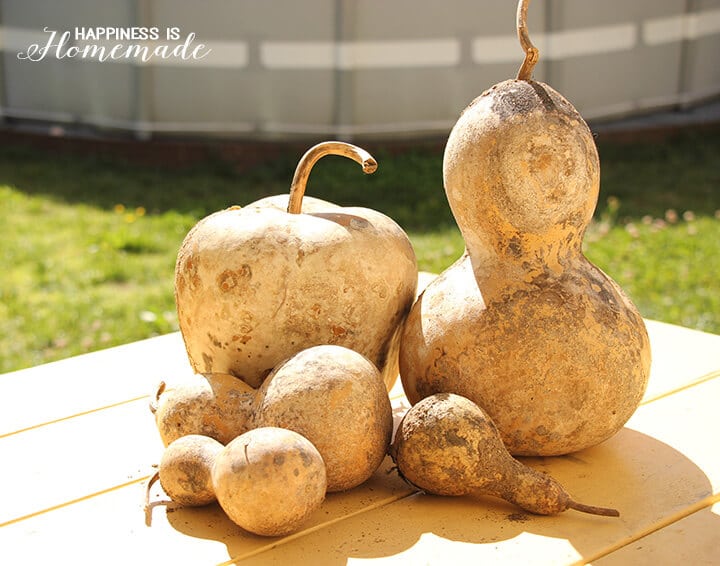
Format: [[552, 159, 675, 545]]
[[287, 141, 377, 214], [516, 0, 540, 81]]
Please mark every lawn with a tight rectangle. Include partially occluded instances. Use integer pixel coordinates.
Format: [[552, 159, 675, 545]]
[[0, 128, 718, 373]]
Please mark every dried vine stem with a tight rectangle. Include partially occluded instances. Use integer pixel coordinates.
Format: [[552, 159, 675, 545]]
[[569, 500, 621, 517], [516, 0, 539, 80], [287, 141, 377, 214]]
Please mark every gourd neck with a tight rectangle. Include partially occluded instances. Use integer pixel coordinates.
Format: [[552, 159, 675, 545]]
[[463, 225, 585, 298], [482, 459, 570, 515]]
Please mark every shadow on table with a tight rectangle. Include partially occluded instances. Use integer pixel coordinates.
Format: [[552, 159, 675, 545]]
[[165, 426, 718, 565]]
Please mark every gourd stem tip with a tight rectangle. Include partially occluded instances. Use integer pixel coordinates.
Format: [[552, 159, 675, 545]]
[[516, 0, 540, 80], [287, 141, 377, 214], [568, 500, 620, 517]]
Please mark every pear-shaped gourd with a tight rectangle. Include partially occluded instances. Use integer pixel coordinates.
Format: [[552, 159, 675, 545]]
[[391, 393, 619, 517], [399, 0, 651, 456], [252, 345, 392, 493], [175, 141, 417, 391]]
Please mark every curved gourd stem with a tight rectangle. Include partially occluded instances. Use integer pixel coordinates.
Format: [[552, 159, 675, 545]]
[[144, 471, 160, 525], [287, 141, 378, 214], [516, 0, 540, 80], [148, 381, 165, 415], [569, 500, 620, 517]]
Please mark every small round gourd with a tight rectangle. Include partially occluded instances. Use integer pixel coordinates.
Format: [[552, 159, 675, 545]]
[[212, 427, 327, 537], [252, 345, 393, 492], [157, 434, 224, 507], [399, 0, 651, 456]]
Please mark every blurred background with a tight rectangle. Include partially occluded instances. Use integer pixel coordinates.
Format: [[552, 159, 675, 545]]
[[1, 0, 719, 140], [0, 0, 719, 373]]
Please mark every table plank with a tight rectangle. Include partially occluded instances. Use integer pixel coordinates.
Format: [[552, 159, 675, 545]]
[[641, 320, 720, 402], [0, 332, 194, 437], [591, 502, 720, 565], [0, 398, 163, 526], [0, 481, 243, 565]]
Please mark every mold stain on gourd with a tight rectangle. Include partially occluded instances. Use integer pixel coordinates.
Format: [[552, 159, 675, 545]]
[[207, 333, 223, 349], [371, 282, 389, 299], [331, 325, 347, 338], [217, 264, 252, 293], [202, 352, 213, 372], [178, 252, 202, 293], [231, 334, 252, 345], [443, 428, 466, 447]]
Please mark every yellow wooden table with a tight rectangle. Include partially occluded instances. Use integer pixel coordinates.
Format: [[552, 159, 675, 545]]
[[1, 319, 719, 565]]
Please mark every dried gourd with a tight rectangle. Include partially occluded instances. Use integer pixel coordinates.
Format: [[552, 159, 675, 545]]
[[175, 141, 417, 392], [399, 0, 651, 456]]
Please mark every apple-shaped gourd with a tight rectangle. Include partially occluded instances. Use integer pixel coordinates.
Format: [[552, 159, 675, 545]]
[[175, 141, 418, 390]]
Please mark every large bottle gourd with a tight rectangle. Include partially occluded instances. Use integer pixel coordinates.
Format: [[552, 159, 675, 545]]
[[399, 0, 651, 456]]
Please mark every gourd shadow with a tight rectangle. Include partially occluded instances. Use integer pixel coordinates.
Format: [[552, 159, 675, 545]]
[[165, 425, 719, 565]]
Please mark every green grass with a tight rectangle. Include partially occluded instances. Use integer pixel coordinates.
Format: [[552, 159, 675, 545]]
[[0, 129, 718, 373], [0, 187, 189, 369]]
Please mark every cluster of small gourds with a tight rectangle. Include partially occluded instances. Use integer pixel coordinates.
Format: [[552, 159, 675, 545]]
[[146, 344, 393, 536]]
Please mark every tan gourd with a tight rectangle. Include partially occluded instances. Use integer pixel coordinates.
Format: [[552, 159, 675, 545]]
[[391, 393, 619, 516], [212, 427, 327, 537], [399, 0, 651, 456], [150, 373, 254, 446], [252, 344, 393, 492], [146, 434, 224, 508], [175, 141, 417, 391]]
